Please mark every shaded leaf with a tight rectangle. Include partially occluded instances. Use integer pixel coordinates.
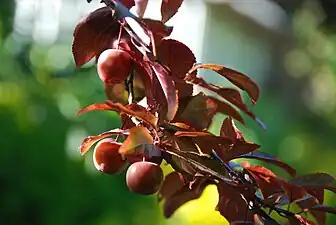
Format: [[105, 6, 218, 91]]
[[233, 151, 296, 177], [157, 39, 196, 79], [188, 63, 260, 104], [304, 187, 325, 204], [162, 145, 235, 185], [220, 117, 244, 142], [79, 128, 129, 155], [117, 0, 135, 9], [209, 96, 245, 125], [290, 173, 336, 188], [216, 181, 253, 223], [119, 126, 153, 155], [310, 204, 336, 215], [161, 0, 184, 23], [174, 131, 233, 155], [185, 75, 264, 126], [159, 171, 186, 200], [291, 173, 335, 206], [141, 18, 173, 40], [175, 93, 245, 130], [73, 7, 119, 67], [163, 177, 208, 218], [243, 165, 283, 199], [175, 94, 217, 130], [216, 142, 260, 162], [77, 101, 158, 128]]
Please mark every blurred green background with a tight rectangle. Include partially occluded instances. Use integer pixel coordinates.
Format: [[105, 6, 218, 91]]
[[0, 0, 335, 224]]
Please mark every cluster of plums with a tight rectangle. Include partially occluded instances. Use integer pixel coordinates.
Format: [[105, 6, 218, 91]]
[[94, 38, 164, 195], [93, 138, 163, 195]]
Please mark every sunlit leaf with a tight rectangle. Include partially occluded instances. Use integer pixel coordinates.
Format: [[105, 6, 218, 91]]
[[188, 63, 260, 104], [79, 128, 129, 155], [77, 101, 158, 128], [119, 126, 153, 155]]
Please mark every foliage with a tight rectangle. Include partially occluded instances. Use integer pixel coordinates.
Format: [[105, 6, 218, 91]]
[[72, 1, 336, 224]]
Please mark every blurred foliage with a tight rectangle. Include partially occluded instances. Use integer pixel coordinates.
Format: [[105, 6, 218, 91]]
[[0, 1, 166, 225], [1, 0, 336, 225]]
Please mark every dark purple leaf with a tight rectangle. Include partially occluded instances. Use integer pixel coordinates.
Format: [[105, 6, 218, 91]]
[[161, 0, 184, 23], [233, 151, 296, 177], [72, 7, 119, 67]]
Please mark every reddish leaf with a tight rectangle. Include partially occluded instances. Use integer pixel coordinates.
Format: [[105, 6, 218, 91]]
[[304, 188, 325, 204], [281, 182, 317, 206], [185, 75, 263, 124], [174, 79, 194, 98], [162, 177, 208, 218], [141, 18, 173, 39], [133, 59, 156, 109], [159, 171, 186, 200], [174, 94, 217, 130], [220, 117, 244, 142], [174, 131, 213, 138], [233, 151, 296, 177], [150, 61, 178, 121], [170, 137, 200, 175], [209, 96, 245, 125], [218, 142, 260, 162], [174, 131, 233, 151], [77, 102, 158, 128], [216, 182, 253, 223], [157, 39, 196, 79], [119, 126, 153, 155], [161, 0, 184, 23], [117, 0, 135, 9], [79, 128, 129, 155], [162, 146, 234, 185], [174, 93, 245, 130], [243, 165, 283, 199], [73, 7, 119, 67], [188, 63, 260, 104]]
